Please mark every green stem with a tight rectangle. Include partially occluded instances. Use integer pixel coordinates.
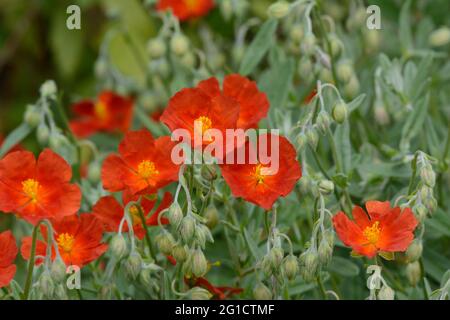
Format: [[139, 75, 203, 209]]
[[408, 153, 418, 195], [137, 206, 155, 260], [317, 273, 327, 300], [22, 222, 40, 300], [419, 257, 429, 300]]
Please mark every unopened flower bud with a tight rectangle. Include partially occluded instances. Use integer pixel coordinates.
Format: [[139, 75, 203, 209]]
[[220, 0, 232, 20], [188, 287, 212, 300], [298, 57, 313, 77], [110, 234, 128, 259], [283, 255, 299, 280], [413, 203, 428, 223], [147, 38, 166, 59], [332, 101, 348, 124], [406, 239, 423, 262], [170, 34, 189, 56], [269, 247, 284, 268], [316, 111, 331, 135], [140, 269, 153, 287], [40, 80, 57, 99], [24, 105, 41, 127], [155, 232, 175, 255], [38, 272, 55, 298], [296, 133, 307, 150], [168, 203, 183, 229], [406, 261, 421, 286], [337, 61, 353, 83], [180, 215, 196, 243], [172, 244, 187, 263], [37, 124, 50, 145], [318, 238, 333, 265], [180, 52, 196, 69], [424, 196, 437, 213], [319, 68, 334, 83], [374, 102, 390, 125], [429, 27, 450, 47], [87, 162, 101, 184], [299, 250, 318, 281], [344, 75, 360, 98], [232, 46, 245, 64], [205, 207, 219, 229], [191, 248, 208, 277], [289, 24, 304, 42], [306, 128, 319, 150], [301, 34, 316, 56], [253, 282, 272, 300], [378, 285, 395, 300], [50, 258, 67, 283], [261, 255, 273, 278], [125, 252, 142, 280], [329, 36, 342, 57], [49, 134, 67, 150], [298, 176, 311, 195], [267, 1, 290, 19], [318, 180, 334, 195], [420, 165, 436, 187]]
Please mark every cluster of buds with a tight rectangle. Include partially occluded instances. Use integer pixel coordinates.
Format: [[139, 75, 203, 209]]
[[366, 265, 395, 300]]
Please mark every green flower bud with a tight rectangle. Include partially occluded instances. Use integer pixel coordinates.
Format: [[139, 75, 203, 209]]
[[318, 180, 334, 195], [332, 101, 348, 124], [364, 29, 381, 53], [336, 61, 353, 83], [374, 102, 390, 125], [147, 38, 166, 59], [329, 36, 342, 57], [318, 238, 333, 266], [406, 261, 421, 286], [316, 111, 331, 135], [155, 232, 175, 255], [188, 287, 212, 300], [413, 203, 428, 223], [283, 255, 299, 280], [140, 269, 153, 287], [125, 252, 142, 280], [172, 244, 187, 263], [267, 1, 290, 19], [50, 258, 67, 283], [378, 285, 395, 300], [49, 134, 67, 150], [429, 27, 450, 47], [344, 75, 360, 99], [205, 206, 219, 230], [170, 34, 189, 56], [289, 24, 304, 42], [201, 165, 217, 181], [38, 272, 55, 298], [140, 93, 158, 113], [180, 52, 196, 69], [406, 239, 423, 262], [87, 162, 101, 184], [220, 0, 233, 21], [298, 176, 311, 195], [253, 283, 272, 300], [24, 104, 41, 127], [269, 247, 284, 268], [180, 215, 196, 243], [319, 68, 334, 83], [40, 80, 57, 99], [110, 234, 128, 259], [306, 128, 319, 150], [261, 255, 273, 278], [168, 203, 183, 229], [346, 8, 366, 30], [232, 46, 245, 64], [296, 133, 307, 150], [54, 284, 68, 300], [420, 165, 436, 187], [299, 250, 318, 281], [191, 248, 208, 278], [94, 59, 108, 78], [298, 57, 313, 77], [424, 196, 437, 214], [37, 124, 50, 145], [301, 34, 316, 56]]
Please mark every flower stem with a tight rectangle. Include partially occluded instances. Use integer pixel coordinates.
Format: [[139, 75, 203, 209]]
[[317, 273, 327, 300], [137, 205, 155, 260], [22, 222, 40, 300]]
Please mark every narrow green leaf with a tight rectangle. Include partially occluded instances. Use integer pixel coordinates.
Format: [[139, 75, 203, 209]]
[[399, 0, 413, 53], [0, 123, 32, 158], [328, 256, 360, 277]]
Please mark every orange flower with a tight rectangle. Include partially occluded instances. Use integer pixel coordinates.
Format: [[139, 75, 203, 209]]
[[70, 91, 134, 138], [0, 231, 18, 288], [220, 134, 301, 210], [93, 192, 172, 239], [186, 277, 243, 300], [21, 214, 108, 267], [332, 201, 418, 258], [156, 0, 214, 21], [101, 129, 180, 195], [0, 149, 81, 225], [160, 75, 269, 147]]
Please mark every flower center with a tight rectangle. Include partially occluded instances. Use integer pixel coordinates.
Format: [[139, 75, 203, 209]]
[[137, 160, 159, 180], [363, 221, 381, 245], [94, 101, 108, 121], [22, 179, 40, 203], [57, 233, 75, 253], [253, 164, 266, 185], [194, 116, 213, 141]]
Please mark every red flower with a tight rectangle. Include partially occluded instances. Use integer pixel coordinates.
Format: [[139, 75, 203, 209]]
[[160, 75, 269, 148], [101, 129, 180, 195], [186, 277, 243, 300], [332, 201, 418, 258], [220, 134, 301, 210], [21, 214, 108, 267], [93, 192, 172, 239], [156, 0, 214, 21], [0, 149, 81, 225], [69, 91, 134, 138], [0, 231, 18, 288]]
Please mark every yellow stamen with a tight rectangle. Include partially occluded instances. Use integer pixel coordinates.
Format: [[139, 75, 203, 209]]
[[129, 205, 141, 224], [194, 116, 213, 141], [137, 160, 159, 180], [363, 221, 381, 245], [57, 233, 75, 253], [22, 179, 40, 203], [253, 164, 266, 185], [94, 100, 108, 121]]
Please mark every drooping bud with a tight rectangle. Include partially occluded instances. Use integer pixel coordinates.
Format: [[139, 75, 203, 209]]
[[168, 203, 183, 229], [87, 162, 101, 184], [170, 34, 189, 56], [140, 269, 153, 287], [38, 271, 55, 298], [316, 111, 331, 135], [374, 102, 390, 125], [406, 261, 421, 286], [171, 244, 187, 263], [344, 75, 360, 98], [378, 285, 395, 300], [298, 175, 311, 195], [110, 234, 128, 260], [188, 287, 212, 300], [306, 128, 319, 150], [269, 247, 284, 268], [205, 206, 219, 230], [329, 36, 342, 57], [180, 52, 196, 69], [298, 57, 313, 78], [147, 38, 166, 59], [420, 165, 436, 187], [413, 203, 428, 223], [253, 282, 272, 300], [191, 248, 208, 277], [155, 232, 175, 255], [261, 255, 273, 278], [180, 215, 196, 243], [37, 124, 50, 145], [319, 68, 334, 83], [429, 27, 450, 47], [318, 237, 333, 265], [336, 61, 353, 83], [406, 239, 423, 262], [50, 258, 67, 283], [195, 224, 213, 248], [289, 24, 304, 42], [125, 252, 142, 280], [299, 250, 318, 282], [296, 133, 307, 150], [318, 180, 334, 195], [283, 255, 299, 280], [301, 34, 317, 56], [40, 80, 57, 99], [24, 104, 41, 127], [267, 1, 290, 19], [332, 101, 348, 124]]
